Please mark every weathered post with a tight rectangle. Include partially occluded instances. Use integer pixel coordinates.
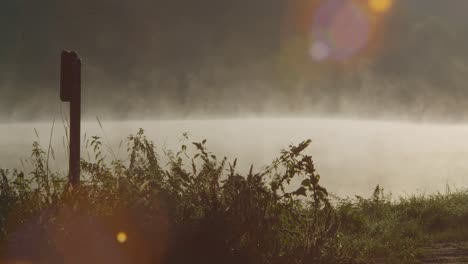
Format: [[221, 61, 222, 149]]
[[60, 51, 81, 187]]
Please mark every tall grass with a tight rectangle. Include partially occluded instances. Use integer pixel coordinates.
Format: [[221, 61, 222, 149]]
[[336, 186, 468, 263], [0, 129, 468, 263], [0, 129, 348, 263]]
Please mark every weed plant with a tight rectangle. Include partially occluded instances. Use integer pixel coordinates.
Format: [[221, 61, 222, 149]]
[[1, 129, 468, 263]]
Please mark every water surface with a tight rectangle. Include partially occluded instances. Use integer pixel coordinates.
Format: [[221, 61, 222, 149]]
[[1, 118, 468, 197]]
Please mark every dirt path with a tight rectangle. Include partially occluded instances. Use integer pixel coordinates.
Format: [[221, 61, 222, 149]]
[[420, 242, 468, 263]]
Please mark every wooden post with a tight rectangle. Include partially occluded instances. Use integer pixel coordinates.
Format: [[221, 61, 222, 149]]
[[60, 51, 81, 187]]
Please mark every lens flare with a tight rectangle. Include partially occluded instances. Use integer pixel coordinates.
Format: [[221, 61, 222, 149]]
[[310, 41, 330, 61], [310, 0, 370, 62], [116, 232, 127, 243], [369, 0, 393, 13]]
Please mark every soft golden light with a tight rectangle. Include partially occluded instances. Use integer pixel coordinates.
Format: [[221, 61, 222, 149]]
[[116, 232, 127, 243], [369, 0, 393, 13]]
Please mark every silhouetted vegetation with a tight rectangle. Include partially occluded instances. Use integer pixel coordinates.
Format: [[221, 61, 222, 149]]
[[0, 130, 467, 263]]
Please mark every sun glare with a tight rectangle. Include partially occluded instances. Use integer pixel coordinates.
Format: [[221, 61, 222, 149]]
[[116, 232, 128, 243], [369, 0, 393, 13]]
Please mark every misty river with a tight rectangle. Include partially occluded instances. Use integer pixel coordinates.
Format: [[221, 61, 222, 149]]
[[1, 118, 468, 197]]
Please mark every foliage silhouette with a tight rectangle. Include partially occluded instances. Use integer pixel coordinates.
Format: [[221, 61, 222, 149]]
[[0, 130, 349, 264]]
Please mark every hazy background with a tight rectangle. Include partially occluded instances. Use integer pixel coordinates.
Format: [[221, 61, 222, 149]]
[[2, 0, 468, 121], [2, 0, 468, 196]]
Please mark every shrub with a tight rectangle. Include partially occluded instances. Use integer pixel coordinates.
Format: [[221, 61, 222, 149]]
[[0, 129, 349, 264]]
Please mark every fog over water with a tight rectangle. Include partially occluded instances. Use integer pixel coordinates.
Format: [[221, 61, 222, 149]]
[[3, 0, 468, 198], [3, 0, 468, 122], [2, 118, 468, 197]]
